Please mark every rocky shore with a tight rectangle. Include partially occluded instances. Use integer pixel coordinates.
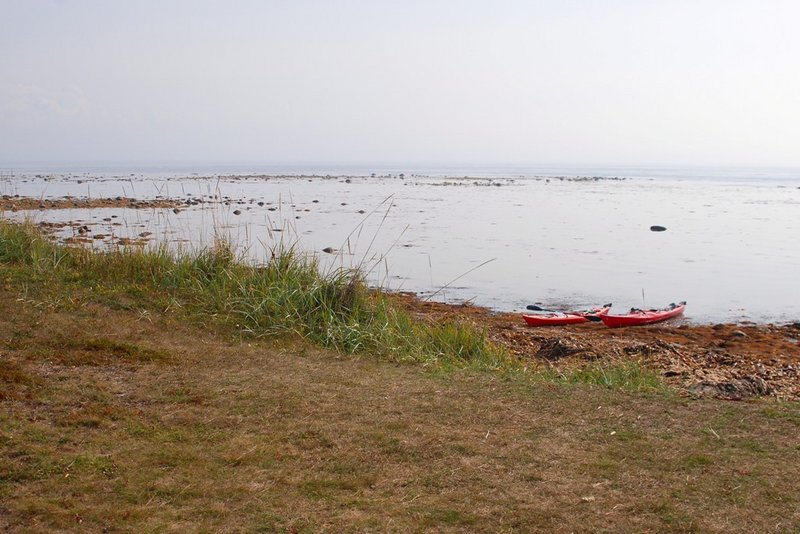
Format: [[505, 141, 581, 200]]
[[393, 293, 800, 401], [0, 195, 181, 211]]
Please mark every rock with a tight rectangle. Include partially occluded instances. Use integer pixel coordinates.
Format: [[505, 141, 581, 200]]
[[357, 209, 366, 214], [322, 247, 337, 254], [687, 377, 771, 400], [173, 208, 181, 214], [536, 338, 582, 361], [650, 225, 667, 232], [138, 232, 152, 238], [731, 330, 747, 338], [233, 210, 241, 215]]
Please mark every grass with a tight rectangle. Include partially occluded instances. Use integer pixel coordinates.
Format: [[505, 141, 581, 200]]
[[538, 360, 666, 393], [0, 221, 510, 370], [2, 220, 800, 531], [0, 220, 654, 390]]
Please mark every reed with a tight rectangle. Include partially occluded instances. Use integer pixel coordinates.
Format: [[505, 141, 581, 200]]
[[0, 220, 664, 392], [0, 221, 510, 370]]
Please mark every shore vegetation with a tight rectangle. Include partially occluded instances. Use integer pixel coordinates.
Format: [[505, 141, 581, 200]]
[[2, 220, 799, 531]]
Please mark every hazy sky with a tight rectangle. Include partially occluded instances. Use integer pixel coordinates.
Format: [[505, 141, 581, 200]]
[[1, 0, 799, 167]]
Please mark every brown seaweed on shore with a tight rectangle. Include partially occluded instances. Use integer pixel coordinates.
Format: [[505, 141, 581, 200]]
[[391, 291, 800, 401]]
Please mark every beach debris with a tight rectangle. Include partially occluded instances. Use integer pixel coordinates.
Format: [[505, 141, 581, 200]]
[[536, 338, 583, 361], [687, 376, 771, 400]]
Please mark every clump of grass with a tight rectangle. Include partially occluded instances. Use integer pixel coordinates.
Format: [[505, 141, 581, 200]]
[[0, 221, 666, 391], [0, 221, 511, 371], [537, 360, 665, 393]]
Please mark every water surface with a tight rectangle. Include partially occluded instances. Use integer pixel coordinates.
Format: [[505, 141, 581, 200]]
[[2, 169, 799, 324]]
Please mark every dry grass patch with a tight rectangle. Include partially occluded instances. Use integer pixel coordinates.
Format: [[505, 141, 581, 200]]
[[1, 265, 800, 530]]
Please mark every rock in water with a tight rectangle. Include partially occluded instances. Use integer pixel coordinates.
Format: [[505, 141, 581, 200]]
[[650, 225, 667, 232], [322, 247, 337, 254]]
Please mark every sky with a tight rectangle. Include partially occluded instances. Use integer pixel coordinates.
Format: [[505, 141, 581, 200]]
[[1, 0, 799, 168]]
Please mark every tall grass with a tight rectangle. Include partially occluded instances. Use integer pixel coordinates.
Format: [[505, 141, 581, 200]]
[[0, 220, 664, 391], [0, 221, 510, 369]]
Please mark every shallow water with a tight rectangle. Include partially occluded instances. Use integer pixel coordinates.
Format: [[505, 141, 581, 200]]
[[2, 171, 799, 324]]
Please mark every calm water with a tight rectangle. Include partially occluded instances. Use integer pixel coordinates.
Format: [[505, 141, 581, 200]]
[[2, 166, 799, 324]]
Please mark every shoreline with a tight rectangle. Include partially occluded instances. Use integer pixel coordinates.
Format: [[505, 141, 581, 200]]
[[10, 191, 800, 326], [391, 291, 800, 401], [0, 214, 798, 402]]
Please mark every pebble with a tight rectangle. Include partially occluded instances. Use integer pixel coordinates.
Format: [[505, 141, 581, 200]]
[[650, 225, 667, 232]]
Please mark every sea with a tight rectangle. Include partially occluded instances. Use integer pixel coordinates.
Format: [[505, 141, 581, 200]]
[[2, 164, 799, 324]]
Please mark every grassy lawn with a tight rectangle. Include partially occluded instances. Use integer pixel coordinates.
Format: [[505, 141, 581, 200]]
[[2, 222, 799, 531]]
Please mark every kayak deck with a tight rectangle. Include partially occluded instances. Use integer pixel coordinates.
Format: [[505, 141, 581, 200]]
[[523, 305, 611, 326], [599, 301, 686, 328]]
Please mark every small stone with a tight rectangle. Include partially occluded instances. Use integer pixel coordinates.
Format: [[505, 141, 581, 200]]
[[650, 225, 667, 232], [173, 208, 181, 214], [322, 247, 337, 254], [233, 210, 241, 215], [731, 330, 747, 338]]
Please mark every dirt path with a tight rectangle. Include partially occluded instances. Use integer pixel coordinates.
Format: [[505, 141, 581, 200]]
[[1, 291, 799, 532]]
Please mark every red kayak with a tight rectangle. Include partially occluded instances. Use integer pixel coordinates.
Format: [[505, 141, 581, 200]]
[[523, 305, 611, 326], [599, 301, 686, 328]]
